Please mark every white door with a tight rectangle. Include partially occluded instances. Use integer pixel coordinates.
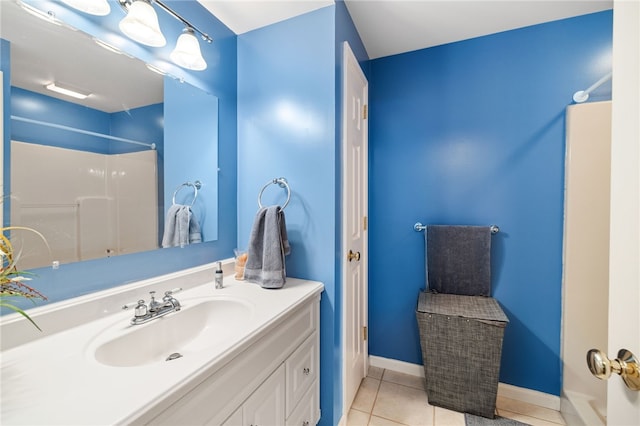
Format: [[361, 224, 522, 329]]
[[604, 1, 640, 423], [342, 41, 369, 412]]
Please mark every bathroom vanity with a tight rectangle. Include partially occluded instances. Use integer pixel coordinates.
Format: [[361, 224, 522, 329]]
[[0, 262, 323, 425]]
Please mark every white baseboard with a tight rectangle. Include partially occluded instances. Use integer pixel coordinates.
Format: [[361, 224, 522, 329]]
[[368, 356, 560, 411], [498, 382, 560, 411], [369, 355, 425, 377]]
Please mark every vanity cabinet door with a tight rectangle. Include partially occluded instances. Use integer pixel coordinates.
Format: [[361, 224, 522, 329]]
[[285, 331, 318, 418], [243, 364, 285, 426]]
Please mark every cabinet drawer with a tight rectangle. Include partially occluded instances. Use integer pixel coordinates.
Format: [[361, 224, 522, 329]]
[[286, 379, 319, 426], [285, 331, 318, 418]]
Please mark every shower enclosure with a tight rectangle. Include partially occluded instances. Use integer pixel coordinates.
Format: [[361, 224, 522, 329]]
[[560, 101, 611, 425], [10, 140, 158, 269]]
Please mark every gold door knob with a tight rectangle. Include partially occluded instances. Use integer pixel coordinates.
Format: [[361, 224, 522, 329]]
[[347, 250, 361, 262], [587, 348, 640, 391]]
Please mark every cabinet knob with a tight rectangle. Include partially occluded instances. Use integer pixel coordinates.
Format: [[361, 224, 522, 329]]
[[303, 367, 310, 376], [302, 421, 309, 426]]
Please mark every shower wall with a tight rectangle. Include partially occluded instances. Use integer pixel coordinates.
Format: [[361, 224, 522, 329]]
[[561, 101, 611, 425], [10, 141, 157, 269]]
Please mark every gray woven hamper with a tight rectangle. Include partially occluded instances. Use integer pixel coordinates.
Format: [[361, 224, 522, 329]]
[[416, 292, 509, 419]]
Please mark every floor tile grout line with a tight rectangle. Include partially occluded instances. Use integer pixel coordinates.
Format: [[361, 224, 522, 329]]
[[364, 368, 565, 426], [499, 408, 567, 426], [366, 369, 385, 426]]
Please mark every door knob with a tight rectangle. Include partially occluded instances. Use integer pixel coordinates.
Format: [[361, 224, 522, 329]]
[[347, 250, 361, 262], [587, 348, 640, 391]]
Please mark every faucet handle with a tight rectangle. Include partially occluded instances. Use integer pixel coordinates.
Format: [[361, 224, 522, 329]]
[[122, 299, 144, 310], [163, 288, 182, 300], [134, 300, 148, 317], [165, 287, 183, 296]]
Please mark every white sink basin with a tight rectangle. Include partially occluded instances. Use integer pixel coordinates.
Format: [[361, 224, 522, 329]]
[[93, 297, 254, 367]]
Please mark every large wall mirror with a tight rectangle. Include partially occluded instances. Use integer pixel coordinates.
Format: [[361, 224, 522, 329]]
[[1, 0, 218, 270]]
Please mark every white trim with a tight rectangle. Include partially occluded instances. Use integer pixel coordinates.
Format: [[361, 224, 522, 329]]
[[337, 413, 347, 426], [561, 390, 605, 426], [369, 356, 561, 411], [498, 383, 560, 411], [369, 355, 424, 378]]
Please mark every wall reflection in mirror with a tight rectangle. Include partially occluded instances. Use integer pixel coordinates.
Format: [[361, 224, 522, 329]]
[[1, 0, 219, 270]]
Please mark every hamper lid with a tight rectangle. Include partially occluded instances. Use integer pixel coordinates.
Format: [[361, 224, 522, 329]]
[[417, 292, 509, 324]]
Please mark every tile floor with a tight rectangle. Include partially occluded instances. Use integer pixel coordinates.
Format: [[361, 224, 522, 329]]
[[346, 367, 567, 426]]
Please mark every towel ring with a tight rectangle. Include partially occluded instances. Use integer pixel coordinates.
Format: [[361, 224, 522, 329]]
[[258, 177, 291, 210], [172, 180, 201, 207]]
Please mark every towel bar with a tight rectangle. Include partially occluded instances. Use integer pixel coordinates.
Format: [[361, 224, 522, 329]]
[[258, 177, 291, 210], [172, 180, 201, 206], [414, 222, 499, 234]]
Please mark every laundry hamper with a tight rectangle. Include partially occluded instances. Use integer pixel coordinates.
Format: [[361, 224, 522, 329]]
[[416, 291, 508, 419]]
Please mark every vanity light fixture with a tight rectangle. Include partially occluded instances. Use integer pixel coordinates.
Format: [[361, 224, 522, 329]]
[[45, 82, 91, 100], [60, 0, 111, 16], [119, 0, 166, 47], [170, 28, 207, 71], [118, 0, 213, 71]]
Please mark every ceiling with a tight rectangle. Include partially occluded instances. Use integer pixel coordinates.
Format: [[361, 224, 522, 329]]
[[199, 0, 613, 59], [1, 1, 613, 112], [0, 0, 163, 113]]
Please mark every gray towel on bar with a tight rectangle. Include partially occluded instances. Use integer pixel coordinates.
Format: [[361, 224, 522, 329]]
[[426, 225, 492, 296], [244, 206, 290, 289], [162, 204, 201, 248]]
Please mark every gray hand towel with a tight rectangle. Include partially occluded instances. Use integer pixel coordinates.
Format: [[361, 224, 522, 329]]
[[426, 225, 492, 296], [162, 204, 201, 248], [189, 209, 202, 244], [244, 206, 290, 289]]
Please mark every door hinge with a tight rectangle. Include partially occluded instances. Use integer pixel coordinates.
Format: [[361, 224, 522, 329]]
[[363, 326, 368, 341], [363, 104, 368, 120], [363, 216, 368, 231]]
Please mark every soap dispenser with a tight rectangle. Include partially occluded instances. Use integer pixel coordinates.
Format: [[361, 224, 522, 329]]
[[215, 262, 223, 289]]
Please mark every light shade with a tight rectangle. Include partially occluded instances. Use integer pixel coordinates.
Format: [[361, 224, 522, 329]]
[[170, 28, 207, 71], [119, 0, 166, 47], [61, 0, 111, 16]]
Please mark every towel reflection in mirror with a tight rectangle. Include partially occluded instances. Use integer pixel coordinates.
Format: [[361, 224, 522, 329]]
[[161, 205, 202, 248]]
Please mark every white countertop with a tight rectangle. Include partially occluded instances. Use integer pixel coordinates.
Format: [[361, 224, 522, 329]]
[[0, 269, 323, 425]]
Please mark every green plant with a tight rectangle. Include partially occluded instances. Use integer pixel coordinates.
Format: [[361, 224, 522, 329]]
[[1, 226, 49, 331]]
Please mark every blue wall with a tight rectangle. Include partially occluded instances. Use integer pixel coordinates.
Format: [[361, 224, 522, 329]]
[[237, 7, 337, 424], [164, 77, 219, 242], [237, 4, 367, 424], [1, 0, 237, 305], [11, 87, 162, 154], [367, 11, 613, 396]]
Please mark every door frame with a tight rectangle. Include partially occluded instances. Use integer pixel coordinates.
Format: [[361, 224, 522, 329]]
[[341, 40, 369, 415]]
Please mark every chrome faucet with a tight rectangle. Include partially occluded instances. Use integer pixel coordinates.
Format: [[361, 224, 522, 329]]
[[123, 288, 182, 325]]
